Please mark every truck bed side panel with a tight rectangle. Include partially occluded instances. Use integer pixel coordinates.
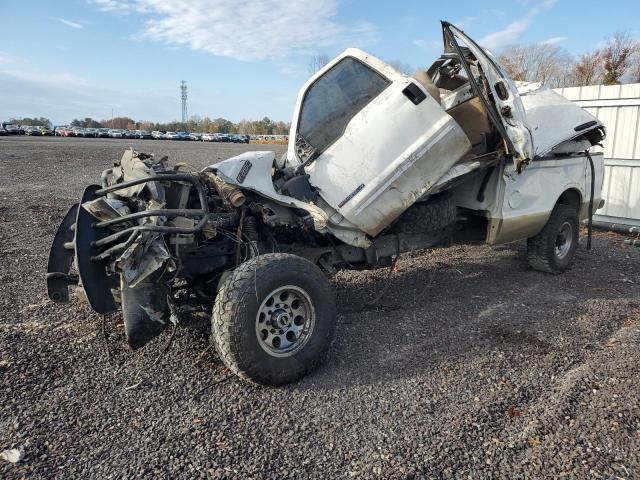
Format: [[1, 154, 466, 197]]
[[490, 153, 604, 245]]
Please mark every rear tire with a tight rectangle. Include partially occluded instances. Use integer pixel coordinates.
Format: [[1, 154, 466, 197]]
[[527, 204, 579, 273], [211, 253, 336, 386], [393, 193, 456, 234]]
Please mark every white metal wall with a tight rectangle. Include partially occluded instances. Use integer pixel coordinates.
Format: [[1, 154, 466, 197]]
[[554, 83, 640, 226]]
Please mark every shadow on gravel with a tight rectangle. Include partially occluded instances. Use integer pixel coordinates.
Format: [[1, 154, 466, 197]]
[[295, 243, 638, 390]]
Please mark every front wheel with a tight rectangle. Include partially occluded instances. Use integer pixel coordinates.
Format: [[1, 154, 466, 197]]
[[211, 253, 336, 385], [527, 204, 579, 273]]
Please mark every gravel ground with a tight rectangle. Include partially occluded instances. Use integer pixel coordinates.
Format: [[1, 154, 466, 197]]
[[1, 136, 639, 479]]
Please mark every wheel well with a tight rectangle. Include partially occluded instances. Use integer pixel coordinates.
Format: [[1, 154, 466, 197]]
[[556, 188, 581, 212]]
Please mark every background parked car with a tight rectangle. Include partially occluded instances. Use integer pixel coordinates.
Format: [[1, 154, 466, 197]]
[[135, 130, 152, 139], [95, 128, 110, 138], [0, 125, 7, 135], [201, 133, 217, 142], [176, 131, 191, 140], [24, 126, 42, 136], [108, 129, 125, 138], [151, 130, 165, 139], [38, 126, 53, 136], [3, 123, 22, 135], [83, 128, 97, 138], [229, 134, 249, 143], [189, 132, 202, 141], [164, 131, 179, 140]]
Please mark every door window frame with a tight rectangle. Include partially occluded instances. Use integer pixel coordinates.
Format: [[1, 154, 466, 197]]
[[295, 56, 391, 163]]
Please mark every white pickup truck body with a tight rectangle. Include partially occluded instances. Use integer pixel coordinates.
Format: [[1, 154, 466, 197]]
[[216, 22, 605, 250], [47, 21, 607, 385]]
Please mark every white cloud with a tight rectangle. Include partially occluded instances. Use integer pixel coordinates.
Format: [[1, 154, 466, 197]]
[[56, 18, 85, 29], [540, 36, 567, 45], [90, 0, 377, 61], [480, 0, 557, 49], [413, 39, 441, 50], [91, 0, 128, 11]]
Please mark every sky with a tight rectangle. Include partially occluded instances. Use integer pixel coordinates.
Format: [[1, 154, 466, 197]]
[[1, 0, 639, 126]]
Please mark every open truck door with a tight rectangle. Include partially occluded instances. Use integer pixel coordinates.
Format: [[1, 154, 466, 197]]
[[442, 22, 534, 172], [289, 49, 471, 237]]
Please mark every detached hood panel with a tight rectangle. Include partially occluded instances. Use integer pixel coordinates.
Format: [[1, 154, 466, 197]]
[[518, 83, 605, 157]]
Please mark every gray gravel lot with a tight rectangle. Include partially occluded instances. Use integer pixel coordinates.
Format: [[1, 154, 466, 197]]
[[1, 136, 639, 479]]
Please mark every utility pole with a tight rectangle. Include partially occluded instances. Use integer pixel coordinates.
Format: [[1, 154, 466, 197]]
[[180, 81, 188, 123]]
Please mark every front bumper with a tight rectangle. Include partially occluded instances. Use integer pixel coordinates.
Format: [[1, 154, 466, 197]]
[[46, 170, 212, 348]]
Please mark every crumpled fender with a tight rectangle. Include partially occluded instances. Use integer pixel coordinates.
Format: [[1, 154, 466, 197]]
[[205, 151, 330, 232]]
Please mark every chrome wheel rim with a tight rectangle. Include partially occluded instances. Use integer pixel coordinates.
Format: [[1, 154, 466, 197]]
[[555, 221, 573, 259], [255, 285, 315, 358]]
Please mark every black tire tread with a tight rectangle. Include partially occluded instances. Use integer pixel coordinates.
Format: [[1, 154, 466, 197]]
[[394, 194, 457, 234], [211, 253, 335, 385], [527, 204, 579, 274]]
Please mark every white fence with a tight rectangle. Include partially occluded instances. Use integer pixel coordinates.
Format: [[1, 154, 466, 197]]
[[554, 83, 640, 227]]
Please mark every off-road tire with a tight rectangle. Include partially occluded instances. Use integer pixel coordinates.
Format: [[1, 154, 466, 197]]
[[527, 204, 579, 274], [393, 194, 457, 234], [211, 253, 336, 386]]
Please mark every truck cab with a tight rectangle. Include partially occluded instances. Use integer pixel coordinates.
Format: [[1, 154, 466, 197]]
[[277, 22, 605, 244]]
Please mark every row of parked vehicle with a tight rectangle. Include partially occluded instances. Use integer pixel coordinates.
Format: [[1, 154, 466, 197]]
[[52, 126, 251, 143], [1, 122, 274, 143], [55, 127, 152, 139], [1, 123, 53, 136]]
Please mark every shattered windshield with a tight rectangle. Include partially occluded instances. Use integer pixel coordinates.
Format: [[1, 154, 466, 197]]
[[297, 57, 390, 158]]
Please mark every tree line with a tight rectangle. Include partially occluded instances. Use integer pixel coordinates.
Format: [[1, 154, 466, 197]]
[[497, 31, 640, 88], [7, 116, 290, 135], [6, 117, 53, 128], [71, 116, 291, 135]]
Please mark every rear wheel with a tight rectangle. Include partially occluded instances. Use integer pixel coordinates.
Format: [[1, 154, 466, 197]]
[[211, 253, 336, 385], [527, 204, 579, 273], [393, 193, 456, 234]]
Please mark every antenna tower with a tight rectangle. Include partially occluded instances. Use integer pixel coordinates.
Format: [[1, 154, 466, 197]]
[[180, 80, 188, 123]]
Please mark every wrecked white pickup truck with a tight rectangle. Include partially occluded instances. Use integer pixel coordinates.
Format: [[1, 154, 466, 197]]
[[47, 22, 605, 385]]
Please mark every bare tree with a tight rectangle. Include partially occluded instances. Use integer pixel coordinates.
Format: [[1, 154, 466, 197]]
[[602, 31, 638, 85], [308, 54, 330, 76], [497, 43, 574, 88], [568, 50, 604, 86]]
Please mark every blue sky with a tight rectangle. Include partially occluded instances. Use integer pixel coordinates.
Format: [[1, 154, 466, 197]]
[[1, 0, 638, 125]]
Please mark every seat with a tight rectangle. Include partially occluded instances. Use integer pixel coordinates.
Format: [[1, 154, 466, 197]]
[[413, 70, 441, 104], [446, 97, 492, 148]]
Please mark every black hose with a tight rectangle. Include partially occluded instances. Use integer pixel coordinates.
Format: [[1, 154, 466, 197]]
[[585, 150, 595, 250]]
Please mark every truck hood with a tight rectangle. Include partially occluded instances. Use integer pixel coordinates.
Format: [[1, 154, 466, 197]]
[[517, 82, 605, 157]]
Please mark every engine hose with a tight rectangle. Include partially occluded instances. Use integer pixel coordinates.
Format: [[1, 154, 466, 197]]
[[204, 172, 246, 207], [585, 150, 595, 250]]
